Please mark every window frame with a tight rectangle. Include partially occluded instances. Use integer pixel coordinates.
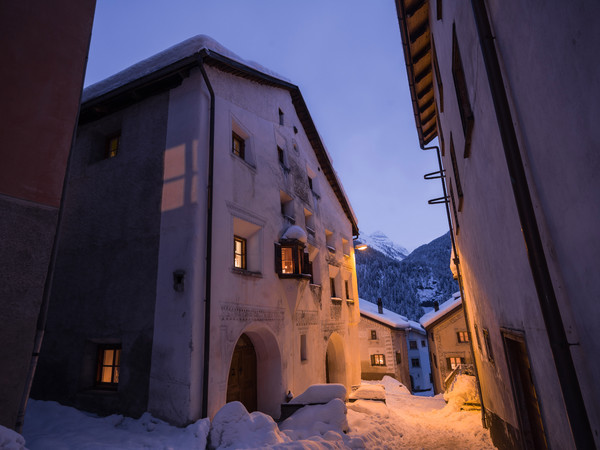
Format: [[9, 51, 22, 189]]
[[452, 24, 474, 157], [96, 344, 121, 389], [233, 235, 247, 270], [411, 358, 421, 368], [409, 340, 418, 350], [274, 240, 311, 279], [457, 330, 469, 343], [446, 356, 466, 371], [371, 354, 386, 366], [232, 131, 246, 159], [105, 133, 120, 159], [371, 330, 377, 340]]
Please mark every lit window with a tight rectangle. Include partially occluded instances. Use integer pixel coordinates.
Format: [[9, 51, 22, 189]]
[[106, 134, 120, 159], [371, 354, 386, 366], [281, 246, 294, 273], [409, 340, 418, 350], [96, 345, 121, 388], [234, 236, 246, 269], [411, 358, 420, 368], [446, 356, 465, 370], [275, 240, 310, 278], [457, 331, 469, 343], [371, 330, 377, 340], [232, 132, 245, 159]]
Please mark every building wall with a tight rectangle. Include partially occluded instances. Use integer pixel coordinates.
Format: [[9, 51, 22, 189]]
[[425, 307, 471, 394], [407, 329, 432, 392], [358, 316, 410, 387], [32, 92, 170, 418], [0, 0, 95, 429], [429, 1, 600, 447]]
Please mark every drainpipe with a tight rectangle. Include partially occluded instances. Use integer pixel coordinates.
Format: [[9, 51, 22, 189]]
[[197, 51, 215, 419], [421, 144, 486, 428], [470, 1, 594, 447]]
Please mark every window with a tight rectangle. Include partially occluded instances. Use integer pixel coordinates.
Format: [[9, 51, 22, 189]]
[[396, 352, 402, 364], [274, 240, 310, 278], [330, 277, 337, 298], [449, 135, 463, 211], [433, 353, 438, 368], [474, 324, 482, 351], [96, 345, 121, 388], [436, 0, 442, 20], [325, 230, 335, 253], [307, 175, 313, 191], [483, 328, 495, 363], [452, 24, 473, 157], [300, 334, 307, 361], [371, 354, 386, 366], [457, 331, 469, 343], [449, 181, 460, 234], [277, 146, 285, 165], [106, 133, 120, 159], [232, 131, 245, 159], [411, 358, 420, 368], [304, 209, 315, 238], [280, 191, 294, 223], [342, 238, 350, 257], [345, 280, 350, 300], [278, 108, 284, 126], [432, 36, 443, 113], [293, 126, 298, 134], [371, 330, 377, 340], [409, 340, 418, 350], [446, 357, 466, 370], [233, 236, 246, 269]]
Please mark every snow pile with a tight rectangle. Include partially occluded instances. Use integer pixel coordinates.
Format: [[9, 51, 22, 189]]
[[349, 384, 386, 402], [280, 399, 348, 440], [23, 399, 209, 449], [362, 375, 411, 395], [443, 375, 480, 411], [0, 425, 26, 450], [209, 401, 288, 449], [289, 383, 346, 404]]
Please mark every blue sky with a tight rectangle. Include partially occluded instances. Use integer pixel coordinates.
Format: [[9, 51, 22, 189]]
[[84, 0, 447, 251]]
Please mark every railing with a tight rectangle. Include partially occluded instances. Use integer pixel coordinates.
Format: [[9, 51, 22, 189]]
[[444, 363, 475, 393]]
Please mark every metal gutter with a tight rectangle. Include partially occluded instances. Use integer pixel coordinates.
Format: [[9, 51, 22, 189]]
[[470, 0, 594, 447], [197, 52, 215, 419]]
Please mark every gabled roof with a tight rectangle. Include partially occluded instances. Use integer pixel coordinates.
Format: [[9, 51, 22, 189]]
[[80, 35, 358, 236], [359, 298, 424, 333], [419, 292, 462, 329], [395, 0, 437, 146]]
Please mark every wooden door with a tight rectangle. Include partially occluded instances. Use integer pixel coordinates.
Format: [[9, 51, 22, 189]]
[[226, 334, 257, 412]]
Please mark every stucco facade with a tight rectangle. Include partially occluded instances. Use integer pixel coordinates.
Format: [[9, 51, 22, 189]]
[[0, 0, 95, 430], [396, 1, 600, 448], [31, 36, 361, 425]]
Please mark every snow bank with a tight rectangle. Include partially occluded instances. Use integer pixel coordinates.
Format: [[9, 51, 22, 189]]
[[279, 398, 349, 441], [0, 425, 25, 450], [349, 384, 386, 401], [209, 401, 288, 449], [23, 399, 210, 449], [362, 375, 411, 395], [444, 375, 479, 411], [289, 384, 346, 404]]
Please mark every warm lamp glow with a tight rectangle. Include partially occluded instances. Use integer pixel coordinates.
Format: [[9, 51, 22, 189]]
[[355, 244, 368, 251]]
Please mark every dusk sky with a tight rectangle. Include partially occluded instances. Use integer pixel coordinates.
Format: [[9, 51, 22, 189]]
[[84, 0, 448, 252]]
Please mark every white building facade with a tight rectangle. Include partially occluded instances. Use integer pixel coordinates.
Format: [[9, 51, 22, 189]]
[[32, 36, 361, 425]]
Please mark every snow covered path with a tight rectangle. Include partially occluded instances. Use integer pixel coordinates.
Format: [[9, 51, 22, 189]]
[[14, 377, 495, 449]]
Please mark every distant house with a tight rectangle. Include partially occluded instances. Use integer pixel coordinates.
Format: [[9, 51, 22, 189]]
[[420, 293, 472, 394], [358, 298, 431, 392], [31, 35, 361, 425]]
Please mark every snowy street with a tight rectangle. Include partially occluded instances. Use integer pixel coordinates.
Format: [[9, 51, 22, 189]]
[[5, 376, 495, 449]]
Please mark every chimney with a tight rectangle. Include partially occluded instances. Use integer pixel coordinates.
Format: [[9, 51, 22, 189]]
[[377, 298, 383, 314]]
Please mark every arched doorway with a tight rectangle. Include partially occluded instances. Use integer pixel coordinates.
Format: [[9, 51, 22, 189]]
[[325, 332, 346, 385], [226, 334, 257, 412]]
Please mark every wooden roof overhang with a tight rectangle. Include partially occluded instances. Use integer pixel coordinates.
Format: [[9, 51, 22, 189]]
[[395, 0, 438, 146], [79, 49, 358, 236]]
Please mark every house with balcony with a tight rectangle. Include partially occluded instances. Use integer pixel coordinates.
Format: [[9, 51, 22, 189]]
[[31, 35, 361, 425]]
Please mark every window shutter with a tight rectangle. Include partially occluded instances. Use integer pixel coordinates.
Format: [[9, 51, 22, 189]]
[[274, 243, 281, 274], [302, 251, 310, 274]]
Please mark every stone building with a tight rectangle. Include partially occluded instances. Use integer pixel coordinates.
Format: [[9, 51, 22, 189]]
[[420, 293, 472, 394], [396, 1, 600, 448], [31, 36, 361, 425], [358, 298, 431, 392], [0, 0, 95, 430]]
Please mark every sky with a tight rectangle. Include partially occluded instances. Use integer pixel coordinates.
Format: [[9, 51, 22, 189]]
[[84, 0, 448, 252]]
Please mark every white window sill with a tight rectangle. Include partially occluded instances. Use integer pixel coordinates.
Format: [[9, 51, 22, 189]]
[[231, 267, 262, 278]]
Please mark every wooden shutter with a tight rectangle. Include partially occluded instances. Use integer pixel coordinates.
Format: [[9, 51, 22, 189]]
[[274, 243, 281, 274]]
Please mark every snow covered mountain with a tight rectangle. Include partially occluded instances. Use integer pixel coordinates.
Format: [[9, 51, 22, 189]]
[[355, 232, 458, 320], [355, 231, 409, 262]]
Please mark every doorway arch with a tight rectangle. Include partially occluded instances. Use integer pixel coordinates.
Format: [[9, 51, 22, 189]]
[[226, 333, 257, 412], [325, 332, 347, 386], [226, 325, 282, 417]]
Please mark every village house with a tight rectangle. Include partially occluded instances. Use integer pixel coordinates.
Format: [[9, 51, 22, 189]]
[[0, 0, 95, 431], [31, 36, 361, 425], [358, 298, 431, 392], [420, 293, 472, 394], [396, 1, 600, 448]]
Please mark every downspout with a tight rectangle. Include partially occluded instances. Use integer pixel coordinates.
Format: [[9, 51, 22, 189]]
[[470, 1, 594, 447], [197, 51, 215, 419], [422, 144, 487, 428]]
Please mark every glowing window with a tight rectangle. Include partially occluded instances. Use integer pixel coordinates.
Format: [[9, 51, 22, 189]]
[[232, 132, 245, 159], [447, 356, 465, 370], [371, 354, 386, 366], [371, 330, 377, 340], [234, 236, 246, 269], [106, 134, 120, 159], [457, 331, 469, 343], [96, 345, 121, 387]]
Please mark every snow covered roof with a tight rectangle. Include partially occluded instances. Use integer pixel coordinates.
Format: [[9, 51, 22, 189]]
[[359, 298, 424, 333], [419, 292, 462, 329], [80, 35, 358, 236]]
